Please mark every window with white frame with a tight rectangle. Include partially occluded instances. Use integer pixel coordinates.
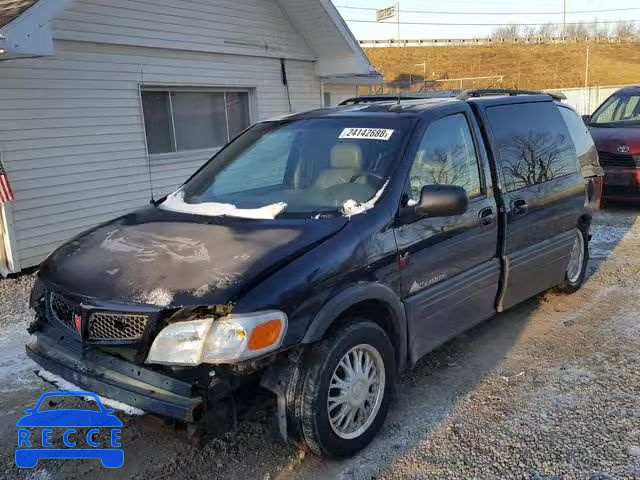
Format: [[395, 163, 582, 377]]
[[141, 89, 251, 155]]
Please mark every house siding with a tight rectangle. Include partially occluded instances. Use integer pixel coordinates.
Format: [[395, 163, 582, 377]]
[[0, 1, 322, 270], [53, 0, 315, 60]]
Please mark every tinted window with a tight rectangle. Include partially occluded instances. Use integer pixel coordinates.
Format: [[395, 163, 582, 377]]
[[487, 102, 578, 192], [557, 106, 596, 157], [558, 106, 602, 178], [408, 114, 482, 201]]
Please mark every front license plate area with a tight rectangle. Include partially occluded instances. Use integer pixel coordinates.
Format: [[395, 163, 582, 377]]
[[606, 172, 634, 186]]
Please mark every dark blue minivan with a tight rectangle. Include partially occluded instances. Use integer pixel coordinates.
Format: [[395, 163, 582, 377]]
[[26, 90, 592, 458]]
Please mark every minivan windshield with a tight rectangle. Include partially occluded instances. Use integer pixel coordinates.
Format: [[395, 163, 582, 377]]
[[166, 117, 414, 217], [590, 92, 640, 127]]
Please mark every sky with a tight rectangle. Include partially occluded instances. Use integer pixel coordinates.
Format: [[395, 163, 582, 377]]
[[331, 0, 640, 40]]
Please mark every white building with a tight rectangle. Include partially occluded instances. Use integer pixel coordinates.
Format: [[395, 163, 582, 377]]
[[0, 0, 379, 274]]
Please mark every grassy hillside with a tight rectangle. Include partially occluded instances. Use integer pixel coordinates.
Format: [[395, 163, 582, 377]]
[[364, 42, 640, 90]]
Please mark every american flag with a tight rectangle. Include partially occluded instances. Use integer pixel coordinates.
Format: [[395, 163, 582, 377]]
[[0, 159, 15, 203]]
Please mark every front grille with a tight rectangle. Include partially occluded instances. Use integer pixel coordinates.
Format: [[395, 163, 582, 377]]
[[88, 312, 149, 341], [48, 291, 78, 332], [598, 151, 637, 168]]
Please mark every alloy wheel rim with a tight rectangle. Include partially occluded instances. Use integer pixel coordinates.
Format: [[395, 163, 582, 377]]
[[567, 229, 585, 284], [327, 343, 385, 440]]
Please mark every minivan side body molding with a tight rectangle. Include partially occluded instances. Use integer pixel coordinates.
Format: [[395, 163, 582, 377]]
[[497, 229, 576, 311], [404, 258, 501, 364]]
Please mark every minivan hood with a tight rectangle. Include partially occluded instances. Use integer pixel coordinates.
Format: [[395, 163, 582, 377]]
[[39, 208, 348, 308], [588, 125, 640, 154]]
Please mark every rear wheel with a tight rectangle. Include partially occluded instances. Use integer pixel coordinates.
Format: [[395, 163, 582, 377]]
[[288, 320, 395, 458], [557, 228, 588, 293]]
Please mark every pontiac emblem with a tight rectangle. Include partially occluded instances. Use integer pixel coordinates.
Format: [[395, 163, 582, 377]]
[[617, 145, 630, 153], [74, 313, 82, 333]]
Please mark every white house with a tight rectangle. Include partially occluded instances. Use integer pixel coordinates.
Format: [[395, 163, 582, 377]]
[[0, 0, 380, 274]]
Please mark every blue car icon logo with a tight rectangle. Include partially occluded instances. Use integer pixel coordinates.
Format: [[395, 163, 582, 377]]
[[16, 391, 124, 468]]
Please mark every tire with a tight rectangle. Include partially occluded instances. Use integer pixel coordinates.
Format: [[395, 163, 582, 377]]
[[557, 227, 589, 293], [288, 320, 396, 458]]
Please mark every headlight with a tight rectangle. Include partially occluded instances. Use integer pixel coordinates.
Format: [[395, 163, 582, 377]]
[[145, 311, 287, 366]]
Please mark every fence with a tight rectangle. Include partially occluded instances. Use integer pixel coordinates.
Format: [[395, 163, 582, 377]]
[[547, 85, 631, 115], [360, 37, 640, 48], [355, 83, 631, 115]]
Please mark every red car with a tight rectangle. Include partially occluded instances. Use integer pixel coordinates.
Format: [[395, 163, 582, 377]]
[[586, 86, 640, 204]]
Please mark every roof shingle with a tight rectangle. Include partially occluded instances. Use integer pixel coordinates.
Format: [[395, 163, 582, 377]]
[[0, 0, 38, 29]]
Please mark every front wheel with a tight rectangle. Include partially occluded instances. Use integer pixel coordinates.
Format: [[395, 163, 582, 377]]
[[557, 228, 589, 293], [289, 320, 396, 458]]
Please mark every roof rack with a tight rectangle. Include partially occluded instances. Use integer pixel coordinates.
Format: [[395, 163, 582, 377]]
[[339, 91, 458, 106], [339, 95, 420, 105], [457, 89, 566, 101]]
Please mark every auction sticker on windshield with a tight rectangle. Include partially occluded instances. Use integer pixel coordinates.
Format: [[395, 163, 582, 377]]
[[339, 128, 394, 141]]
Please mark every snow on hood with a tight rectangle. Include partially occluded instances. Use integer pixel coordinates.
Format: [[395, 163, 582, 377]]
[[160, 190, 287, 220], [341, 180, 389, 217]]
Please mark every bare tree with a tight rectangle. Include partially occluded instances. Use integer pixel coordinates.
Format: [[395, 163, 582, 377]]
[[490, 20, 639, 40], [537, 23, 561, 39], [411, 144, 478, 197], [490, 24, 523, 40], [613, 20, 637, 39], [499, 131, 574, 190]]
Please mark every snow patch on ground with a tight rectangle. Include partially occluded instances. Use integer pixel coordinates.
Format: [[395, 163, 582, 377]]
[[591, 224, 640, 245], [23, 470, 54, 480], [36, 369, 145, 416], [0, 319, 40, 393]]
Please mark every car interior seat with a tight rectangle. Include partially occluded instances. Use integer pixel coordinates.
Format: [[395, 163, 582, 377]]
[[314, 143, 363, 189]]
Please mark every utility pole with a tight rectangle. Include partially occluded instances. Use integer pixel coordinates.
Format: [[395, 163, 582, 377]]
[[563, 0, 567, 40], [422, 60, 426, 90], [414, 61, 427, 90], [397, 2, 400, 42], [584, 44, 590, 88]]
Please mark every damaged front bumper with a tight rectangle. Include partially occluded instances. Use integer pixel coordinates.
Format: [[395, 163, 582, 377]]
[[26, 328, 204, 423]]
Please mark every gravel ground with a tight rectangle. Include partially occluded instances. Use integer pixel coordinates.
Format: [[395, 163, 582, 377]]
[[0, 207, 638, 480]]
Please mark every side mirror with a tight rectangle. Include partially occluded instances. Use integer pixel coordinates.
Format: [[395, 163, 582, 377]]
[[415, 185, 469, 218], [581, 114, 591, 125]]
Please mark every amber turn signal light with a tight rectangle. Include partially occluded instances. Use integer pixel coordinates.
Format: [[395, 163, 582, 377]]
[[248, 319, 283, 351]]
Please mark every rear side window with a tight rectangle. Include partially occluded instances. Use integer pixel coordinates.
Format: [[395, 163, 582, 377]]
[[557, 107, 594, 157], [487, 102, 579, 192], [557, 106, 602, 178]]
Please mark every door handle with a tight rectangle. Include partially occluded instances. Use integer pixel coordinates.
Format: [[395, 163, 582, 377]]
[[478, 207, 496, 226], [511, 199, 529, 216]]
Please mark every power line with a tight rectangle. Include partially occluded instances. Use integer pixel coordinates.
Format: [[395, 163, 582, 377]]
[[336, 5, 640, 16], [344, 18, 640, 27]]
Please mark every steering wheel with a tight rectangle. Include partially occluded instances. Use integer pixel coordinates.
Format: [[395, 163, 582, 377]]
[[350, 172, 385, 185]]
